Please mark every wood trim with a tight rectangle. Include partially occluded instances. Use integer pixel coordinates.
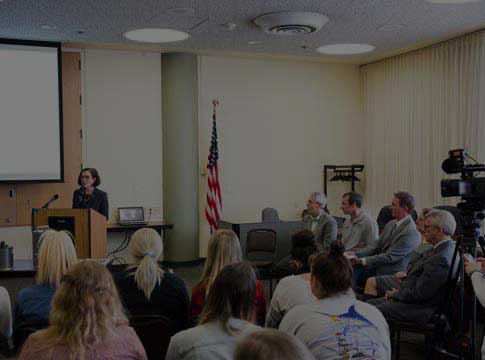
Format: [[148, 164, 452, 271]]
[[0, 52, 82, 227]]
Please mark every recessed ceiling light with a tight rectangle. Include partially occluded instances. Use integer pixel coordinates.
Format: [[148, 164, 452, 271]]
[[248, 41, 261, 45], [377, 23, 404, 31], [124, 28, 190, 43], [165, 7, 195, 15], [316, 43, 375, 55], [41, 24, 54, 30], [426, 0, 481, 3]]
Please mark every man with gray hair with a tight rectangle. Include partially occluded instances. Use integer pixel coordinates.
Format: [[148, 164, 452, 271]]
[[302, 192, 337, 250], [368, 209, 457, 324]]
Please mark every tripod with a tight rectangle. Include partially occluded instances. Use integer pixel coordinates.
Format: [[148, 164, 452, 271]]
[[431, 236, 478, 360]]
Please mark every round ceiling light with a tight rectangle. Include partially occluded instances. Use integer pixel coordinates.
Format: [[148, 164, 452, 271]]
[[316, 43, 375, 55], [124, 28, 190, 43], [426, 0, 481, 3]]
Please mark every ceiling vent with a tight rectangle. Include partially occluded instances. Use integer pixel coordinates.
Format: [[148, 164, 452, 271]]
[[254, 12, 329, 35]]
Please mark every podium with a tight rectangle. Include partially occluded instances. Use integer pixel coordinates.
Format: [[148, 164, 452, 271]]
[[32, 208, 107, 259]]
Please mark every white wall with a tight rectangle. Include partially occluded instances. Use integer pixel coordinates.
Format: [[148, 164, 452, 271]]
[[1, 49, 163, 261], [83, 49, 163, 224], [198, 56, 364, 256]]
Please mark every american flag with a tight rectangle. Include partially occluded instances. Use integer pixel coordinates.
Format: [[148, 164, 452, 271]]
[[205, 101, 222, 233]]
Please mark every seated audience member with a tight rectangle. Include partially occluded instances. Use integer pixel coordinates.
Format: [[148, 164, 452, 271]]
[[234, 329, 315, 360], [275, 230, 318, 275], [14, 230, 78, 331], [303, 192, 337, 250], [341, 192, 378, 251], [190, 230, 266, 325], [377, 205, 419, 235], [368, 209, 456, 325], [0, 286, 12, 355], [348, 191, 420, 287], [262, 207, 280, 222], [364, 208, 433, 297], [167, 262, 260, 360], [465, 256, 485, 359], [114, 228, 189, 332], [18, 260, 147, 360], [267, 231, 317, 328], [0, 286, 12, 339], [279, 243, 390, 359]]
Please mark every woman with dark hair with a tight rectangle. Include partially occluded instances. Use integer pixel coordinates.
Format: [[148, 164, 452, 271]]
[[279, 243, 391, 359], [72, 168, 109, 220], [167, 262, 260, 360], [266, 230, 318, 328]]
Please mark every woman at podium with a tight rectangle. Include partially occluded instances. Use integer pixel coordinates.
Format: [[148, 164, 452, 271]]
[[72, 168, 109, 220]]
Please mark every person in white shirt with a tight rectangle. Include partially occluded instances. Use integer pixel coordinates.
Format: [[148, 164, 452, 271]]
[[267, 230, 318, 328], [279, 243, 391, 360], [465, 255, 485, 359]]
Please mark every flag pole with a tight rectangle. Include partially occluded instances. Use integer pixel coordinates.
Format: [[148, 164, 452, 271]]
[[212, 99, 219, 118]]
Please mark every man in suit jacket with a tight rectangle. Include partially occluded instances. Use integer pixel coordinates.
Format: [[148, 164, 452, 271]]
[[349, 191, 420, 286], [369, 209, 457, 324], [302, 192, 337, 251]]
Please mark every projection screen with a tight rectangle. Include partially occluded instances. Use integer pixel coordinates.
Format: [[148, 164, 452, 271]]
[[0, 39, 63, 183]]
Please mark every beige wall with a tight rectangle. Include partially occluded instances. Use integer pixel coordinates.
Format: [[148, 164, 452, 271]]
[[1, 51, 365, 261], [83, 49, 163, 224], [197, 55, 364, 256]]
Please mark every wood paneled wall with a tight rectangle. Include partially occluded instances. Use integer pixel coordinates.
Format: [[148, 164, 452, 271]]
[[0, 52, 82, 226]]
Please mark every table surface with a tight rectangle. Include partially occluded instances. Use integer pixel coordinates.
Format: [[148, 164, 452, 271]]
[[106, 221, 174, 232], [0, 259, 35, 277]]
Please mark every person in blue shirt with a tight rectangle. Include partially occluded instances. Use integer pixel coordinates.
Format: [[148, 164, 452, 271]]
[[14, 230, 78, 340]]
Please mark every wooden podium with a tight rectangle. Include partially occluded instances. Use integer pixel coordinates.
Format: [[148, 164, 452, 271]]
[[32, 208, 107, 259]]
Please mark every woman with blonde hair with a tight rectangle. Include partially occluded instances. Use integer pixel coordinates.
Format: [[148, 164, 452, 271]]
[[14, 230, 78, 334], [167, 262, 260, 360], [114, 228, 189, 332], [190, 230, 266, 325], [18, 260, 146, 360]]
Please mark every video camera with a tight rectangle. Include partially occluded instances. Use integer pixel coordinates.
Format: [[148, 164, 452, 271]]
[[441, 149, 485, 248]]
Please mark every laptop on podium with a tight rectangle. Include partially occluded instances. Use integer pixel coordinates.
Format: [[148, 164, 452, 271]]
[[118, 207, 148, 226]]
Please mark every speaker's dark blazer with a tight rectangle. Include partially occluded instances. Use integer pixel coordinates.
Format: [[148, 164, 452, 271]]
[[72, 188, 109, 220]]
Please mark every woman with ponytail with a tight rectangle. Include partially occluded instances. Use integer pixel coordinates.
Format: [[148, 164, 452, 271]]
[[279, 242, 391, 360], [114, 228, 189, 332]]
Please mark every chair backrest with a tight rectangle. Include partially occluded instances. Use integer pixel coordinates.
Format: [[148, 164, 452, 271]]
[[246, 229, 277, 260], [13, 319, 49, 353], [129, 315, 174, 360], [261, 208, 280, 222]]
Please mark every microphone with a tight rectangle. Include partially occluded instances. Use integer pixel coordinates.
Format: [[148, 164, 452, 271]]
[[41, 194, 59, 209], [79, 186, 87, 207]]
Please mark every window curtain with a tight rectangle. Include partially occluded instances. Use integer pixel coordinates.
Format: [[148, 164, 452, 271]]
[[361, 30, 485, 216]]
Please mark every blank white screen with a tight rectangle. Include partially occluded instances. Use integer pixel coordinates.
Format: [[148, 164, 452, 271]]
[[0, 44, 61, 182]]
